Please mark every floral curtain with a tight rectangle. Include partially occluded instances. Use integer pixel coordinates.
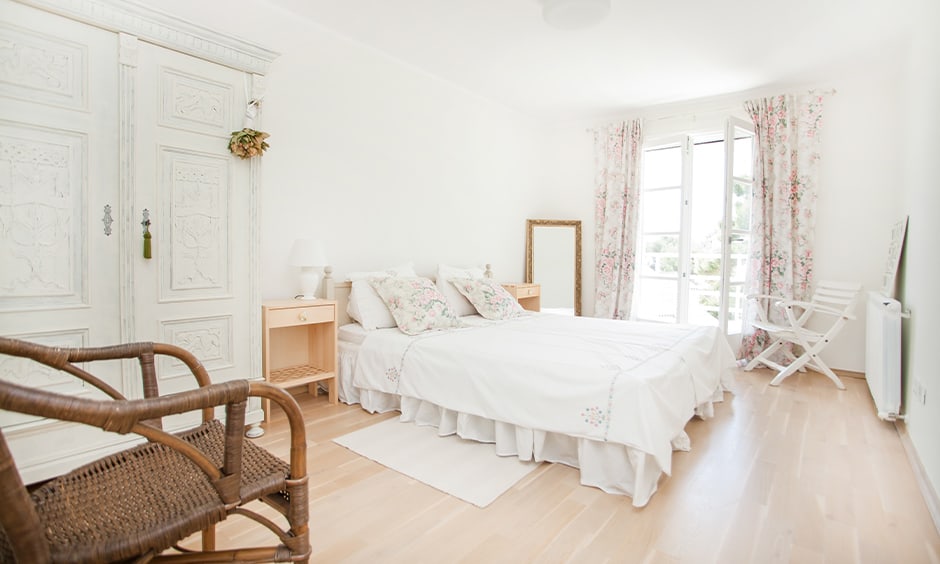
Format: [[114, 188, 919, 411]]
[[738, 93, 827, 361], [593, 119, 643, 319]]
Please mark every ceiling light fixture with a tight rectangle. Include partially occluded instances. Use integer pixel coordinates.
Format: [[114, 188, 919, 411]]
[[539, 0, 611, 30]]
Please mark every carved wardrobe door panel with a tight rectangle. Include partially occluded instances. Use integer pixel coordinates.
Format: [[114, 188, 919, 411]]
[[131, 40, 255, 430], [0, 0, 273, 482], [0, 0, 125, 482]]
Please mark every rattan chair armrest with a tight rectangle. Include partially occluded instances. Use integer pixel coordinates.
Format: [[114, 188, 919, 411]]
[[249, 382, 308, 479], [0, 338, 216, 422], [26, 340, 213, 388], [0, 378, 307, 472], [0, 379, 251, 435], [152, 342, 213, 388], [249, 382, 308, 538]]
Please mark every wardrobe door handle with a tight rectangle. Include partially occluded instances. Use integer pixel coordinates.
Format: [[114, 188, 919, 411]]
[[102, 204, 114, 236], [141, 209, 152, 259]]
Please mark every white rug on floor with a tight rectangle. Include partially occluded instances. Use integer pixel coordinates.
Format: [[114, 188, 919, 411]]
[[333, 418, 540, 508]]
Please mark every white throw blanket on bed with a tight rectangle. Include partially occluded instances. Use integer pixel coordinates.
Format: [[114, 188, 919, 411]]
[[352, 314, 735, 474]]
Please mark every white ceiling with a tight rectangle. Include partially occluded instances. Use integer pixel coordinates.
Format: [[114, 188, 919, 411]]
[[263, 0, 915, 122]]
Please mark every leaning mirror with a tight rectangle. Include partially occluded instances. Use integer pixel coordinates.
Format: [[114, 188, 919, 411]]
[[525, 219, 582, 316]]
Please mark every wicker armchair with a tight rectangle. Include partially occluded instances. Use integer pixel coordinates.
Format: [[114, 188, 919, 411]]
[[0, 337, 310, 563]]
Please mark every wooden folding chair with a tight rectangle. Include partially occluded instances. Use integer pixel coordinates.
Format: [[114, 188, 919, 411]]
[[743, 281, 862, 389]]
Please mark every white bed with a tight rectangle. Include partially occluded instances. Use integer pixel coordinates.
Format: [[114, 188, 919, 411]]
[[333, 278, 735, 507]]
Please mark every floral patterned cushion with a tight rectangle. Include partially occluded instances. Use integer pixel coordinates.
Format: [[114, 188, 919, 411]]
[[436, 264, 486, 317], [449, 278, 525, 320], [346, 263, 418, 330], [369, 277, 461, 335]]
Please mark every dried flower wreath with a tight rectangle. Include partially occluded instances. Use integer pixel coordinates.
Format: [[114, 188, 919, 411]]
[[228, 127, 270, 159]]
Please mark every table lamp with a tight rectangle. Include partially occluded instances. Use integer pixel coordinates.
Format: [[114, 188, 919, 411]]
[[288, 238, 327, 300]]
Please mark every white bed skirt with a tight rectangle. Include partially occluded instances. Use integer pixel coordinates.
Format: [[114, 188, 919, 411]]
[[337, 342, 725, 507]]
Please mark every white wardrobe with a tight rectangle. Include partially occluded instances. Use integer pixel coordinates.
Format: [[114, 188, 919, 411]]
[[0, 0, 275, 483]]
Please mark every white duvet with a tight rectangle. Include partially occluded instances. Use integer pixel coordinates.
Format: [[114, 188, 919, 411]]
[[352, 313, 735, 476]]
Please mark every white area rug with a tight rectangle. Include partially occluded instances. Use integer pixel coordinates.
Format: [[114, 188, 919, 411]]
[[333, 418, 540, 508]]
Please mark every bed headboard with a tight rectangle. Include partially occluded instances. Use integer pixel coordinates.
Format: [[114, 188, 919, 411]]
[[332, 280, 353, 326], [322, 264, 493, 327]]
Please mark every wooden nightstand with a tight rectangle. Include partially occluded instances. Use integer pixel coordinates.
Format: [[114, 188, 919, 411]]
[[261, 299, 338, 423], [502, 283, 541, 312]]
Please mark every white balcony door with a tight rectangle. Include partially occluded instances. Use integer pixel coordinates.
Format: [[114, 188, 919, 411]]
[[634, 118, 754, 336], [721, 117, 755, 342]]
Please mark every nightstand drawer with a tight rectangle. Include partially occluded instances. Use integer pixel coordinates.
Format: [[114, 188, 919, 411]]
[[501, 283, 541, 312], [519, 286, 539, 297], [266, 305, 334, 328]]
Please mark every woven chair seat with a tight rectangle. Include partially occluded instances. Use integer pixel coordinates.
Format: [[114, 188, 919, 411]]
[[6, 420, 289, 563], [0, 338, 310, 563]]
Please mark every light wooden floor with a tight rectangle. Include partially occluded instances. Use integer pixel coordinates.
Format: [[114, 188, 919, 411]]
[[197, 368, 940, 563]]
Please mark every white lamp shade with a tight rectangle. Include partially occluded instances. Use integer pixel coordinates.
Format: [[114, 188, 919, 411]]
[[288, 239, 327, 267]]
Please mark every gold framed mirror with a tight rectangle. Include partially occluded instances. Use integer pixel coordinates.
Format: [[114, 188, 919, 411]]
[[525, 219, 582, 316]]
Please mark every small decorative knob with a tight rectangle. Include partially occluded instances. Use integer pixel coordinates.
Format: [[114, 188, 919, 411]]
[[299, 311, 308, 321], [102, 205, 114, 236]]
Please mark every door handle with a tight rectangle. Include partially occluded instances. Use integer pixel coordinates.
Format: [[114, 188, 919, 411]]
[[102, 204, 114, 236], [141, 209, 152, 259]]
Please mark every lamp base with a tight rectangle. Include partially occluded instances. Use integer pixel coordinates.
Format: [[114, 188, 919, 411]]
[[296, 268, 321, 301]]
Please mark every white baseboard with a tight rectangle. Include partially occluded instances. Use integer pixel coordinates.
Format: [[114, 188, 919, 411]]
[[896, 421, 940, 535]]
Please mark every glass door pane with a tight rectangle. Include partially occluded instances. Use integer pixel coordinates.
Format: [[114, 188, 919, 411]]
[[634, 141, 683, 323], [721, 118, 755, 336], [638, 234, 679, 276], [689, 138, 725, 327], [643, 145, 682, 188], [635, 277, 678, 323]]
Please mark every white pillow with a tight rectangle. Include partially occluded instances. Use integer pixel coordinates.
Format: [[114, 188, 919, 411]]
[[369, 277, 460, 335], [346, 263, 417, 330], [449, 277, 525, 320], [436, 264, 485, 317]]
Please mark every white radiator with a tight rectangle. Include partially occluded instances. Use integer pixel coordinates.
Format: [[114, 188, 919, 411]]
[[865, 291, 903, 421]]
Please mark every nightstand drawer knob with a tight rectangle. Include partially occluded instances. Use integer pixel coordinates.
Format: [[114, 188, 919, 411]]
[[299, 312, 308, 321]]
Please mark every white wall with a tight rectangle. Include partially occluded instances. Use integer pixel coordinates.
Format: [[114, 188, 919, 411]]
[[133, 0, 543, 297], [898, 0, 940, 518], [260, 22, 543, 294], [532, 124, 596, 314], [809, 51, 907, 372]]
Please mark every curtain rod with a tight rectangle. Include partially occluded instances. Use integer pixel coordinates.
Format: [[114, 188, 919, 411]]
[[584, 88, 838, 133]]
